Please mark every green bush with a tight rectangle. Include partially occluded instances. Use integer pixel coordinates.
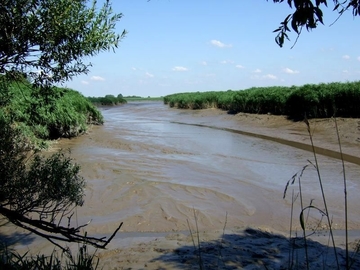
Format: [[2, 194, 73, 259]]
[[0, 78, 103, 146]]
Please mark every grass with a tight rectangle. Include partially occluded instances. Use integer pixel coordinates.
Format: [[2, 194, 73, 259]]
[[164, 81, 360, 120], [182, 117, 359, 269], [186, 210, 229, 270], [282, 117, 360, 269], [0, 243, 99, 270], [165, 83, 360, 268]]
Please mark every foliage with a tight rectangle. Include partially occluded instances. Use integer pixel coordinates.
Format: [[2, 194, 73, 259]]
[[0, 111, 123, 250], [124, 95, 142, 98], [0, 244, 99, 269], [286, 81, 360, 119], [164, 91, 229, 110], [1, 77, 103, 144], [164, 81, 360, 119], [124, 96, 164, 101], [87, 94, 127, 106], [0, 0, 123, 251], [0, 0, 126, 86], [270, 0, 360, 47]]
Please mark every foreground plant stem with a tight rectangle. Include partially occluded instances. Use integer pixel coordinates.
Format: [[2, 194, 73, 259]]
[[334, 117, 349, 269], [304, 117, 340, 269]]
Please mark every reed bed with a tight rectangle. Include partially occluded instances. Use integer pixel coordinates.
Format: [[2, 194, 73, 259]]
[[164, 81, 360, 120]]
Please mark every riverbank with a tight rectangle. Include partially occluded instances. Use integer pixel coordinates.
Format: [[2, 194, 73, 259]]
[[5, 103, 360, 269], [95, 108, 360, 269], [179, 108, 360, 164]]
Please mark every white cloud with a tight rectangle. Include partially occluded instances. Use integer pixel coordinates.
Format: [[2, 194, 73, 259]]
[[220, 60, 234, 64], [81, 81, 89, 85], [342, 55, 350, 60], [172, 66, 188, 71], [145, 72, 154, 78], [357, 56, 360, 61], [343, 70, 349, 73], [210, 39, 232, 48], [235, 65, 244, 69], [283, 67, 299, 74], [253, 69, 262, 73], [132, 67, 137, 71], [90, 76, 105, 81], [263, 74, 277, 80], [201, 61, 207, 66]]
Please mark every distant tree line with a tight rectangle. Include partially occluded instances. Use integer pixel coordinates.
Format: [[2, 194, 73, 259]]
[[124, 95, 142, 98], [87, 94, 127, 105]]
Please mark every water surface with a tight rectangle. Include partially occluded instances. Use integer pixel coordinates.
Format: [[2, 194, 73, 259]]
[[56, 101, 360, 234]]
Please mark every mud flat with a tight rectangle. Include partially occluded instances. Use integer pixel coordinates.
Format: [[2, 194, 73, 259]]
[[5, 102, 360, 269]]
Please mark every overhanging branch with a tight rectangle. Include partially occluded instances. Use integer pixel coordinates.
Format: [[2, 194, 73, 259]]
[[0, 206, 123, 250]]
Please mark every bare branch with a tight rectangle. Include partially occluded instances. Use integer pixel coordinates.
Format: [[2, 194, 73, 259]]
[[0, 206, 123, 249]]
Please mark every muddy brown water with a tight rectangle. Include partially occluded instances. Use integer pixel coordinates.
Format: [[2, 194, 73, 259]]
[[55, 101, 360, 232], [7, 101, 360, 251]]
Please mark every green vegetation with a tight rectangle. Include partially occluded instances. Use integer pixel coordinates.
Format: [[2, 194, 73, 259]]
[[88, 94, 127, 106], [1, 0, 124, 262], [87, 94, 164, 105], [125, 96, 164, 102], [164, 81, 360, 120], [0, 75, 124, 254], [124, 95, 142, 99], [0, 0, 126, 87], [0, 244, 99, 270], [270, 1, 360, 47], [1, 76, 103, 146]]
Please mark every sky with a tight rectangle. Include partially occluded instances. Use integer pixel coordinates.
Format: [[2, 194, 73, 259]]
[[64, 1, 360, 98]]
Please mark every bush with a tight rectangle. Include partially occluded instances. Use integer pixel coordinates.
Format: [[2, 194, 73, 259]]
[[0, 78, 103, 145]]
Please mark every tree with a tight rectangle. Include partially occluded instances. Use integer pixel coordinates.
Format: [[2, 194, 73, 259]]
[[270, 0, 360, 47], [0, 0, 126, 86], [0, 0, 125, 250]]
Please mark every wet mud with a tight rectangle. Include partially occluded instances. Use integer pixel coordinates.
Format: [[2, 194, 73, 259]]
[[50, 101, 360, 235]]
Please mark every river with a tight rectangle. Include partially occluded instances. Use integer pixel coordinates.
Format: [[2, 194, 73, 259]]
[[44, 101, 359, 238]]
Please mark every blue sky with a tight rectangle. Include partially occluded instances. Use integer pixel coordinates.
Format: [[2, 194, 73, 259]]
[[64, 1, 360, 97]]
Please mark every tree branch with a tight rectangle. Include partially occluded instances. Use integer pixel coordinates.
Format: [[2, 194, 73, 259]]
[[0, 206, 123, 250]]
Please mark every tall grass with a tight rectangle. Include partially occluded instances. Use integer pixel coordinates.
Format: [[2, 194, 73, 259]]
[[186, 119, 359, 269], [0, 243, 99, 270], [164, 81, 360, 119], [283, 118, 360, 269]]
